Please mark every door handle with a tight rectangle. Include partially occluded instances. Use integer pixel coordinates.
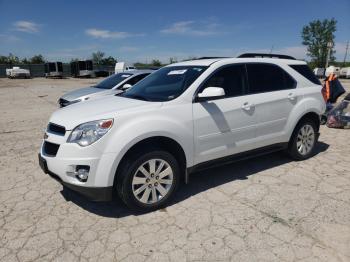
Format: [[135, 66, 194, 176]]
[[242, 102, 255, 111], [287, 93, 296, 101]]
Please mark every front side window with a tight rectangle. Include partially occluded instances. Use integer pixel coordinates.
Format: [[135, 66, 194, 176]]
[[120, 66, 207, 101], [95, 73, 132, 89], [246, 63, 296, 94], [199, 64, 246, 98]]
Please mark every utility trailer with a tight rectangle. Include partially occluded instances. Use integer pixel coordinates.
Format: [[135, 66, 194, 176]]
[[313, 68, 325, 78], [70, 60, 94, 78], [45, 62, 63, 78], [6, 67, 31, 78], [339, 67, 350, 79]]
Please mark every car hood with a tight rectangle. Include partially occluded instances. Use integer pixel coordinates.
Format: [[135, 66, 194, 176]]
[[61, 86, 106, 101], [50, 95, 162, 130]]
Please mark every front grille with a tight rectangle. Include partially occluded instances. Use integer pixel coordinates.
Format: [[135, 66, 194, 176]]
[[43, 141, 60, 157], [47, 123, 66, 136], [58, 98, 69, 108]]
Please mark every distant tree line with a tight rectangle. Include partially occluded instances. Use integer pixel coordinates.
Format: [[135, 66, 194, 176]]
[[0, 53, 46, 64]]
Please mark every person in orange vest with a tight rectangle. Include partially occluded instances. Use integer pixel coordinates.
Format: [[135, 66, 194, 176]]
[[322, 73, 337, 103]]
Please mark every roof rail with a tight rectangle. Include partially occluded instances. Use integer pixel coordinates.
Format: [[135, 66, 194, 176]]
[[237, 53, 296, 60], [196, 56, 231, 60]]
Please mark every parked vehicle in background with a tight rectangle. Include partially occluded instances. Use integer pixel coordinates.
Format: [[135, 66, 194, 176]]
[[313, 67, 325, 78], [339, 67, 350, 78], [115, 62, 137, 74], [58, 70, 154, 107], [39, 53, 325, 211], [45, 62, 63, 78], [325, 66, 340, 77], [6, 67, 31, 78], [71, 60, 94, 77]]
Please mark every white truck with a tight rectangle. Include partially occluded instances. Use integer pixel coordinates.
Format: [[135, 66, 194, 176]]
[[114, 62, 136, 74], [39, 53, 325, 211], [6, 67, 31, 78]]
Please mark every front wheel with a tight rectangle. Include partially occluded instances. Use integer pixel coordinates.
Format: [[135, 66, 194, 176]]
[[287, 119, 318, 160], [117, 150, 180, 211]]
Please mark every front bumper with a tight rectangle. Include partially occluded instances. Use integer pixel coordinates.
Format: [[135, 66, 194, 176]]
[[38, 153, 113, 201]]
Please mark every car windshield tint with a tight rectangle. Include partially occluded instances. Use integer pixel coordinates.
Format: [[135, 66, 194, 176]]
[[95, 73, 132, 89], [120, 66, 207, 101]]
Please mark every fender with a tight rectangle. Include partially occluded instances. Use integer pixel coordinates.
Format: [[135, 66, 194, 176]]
[[103, 115, 194, 186]]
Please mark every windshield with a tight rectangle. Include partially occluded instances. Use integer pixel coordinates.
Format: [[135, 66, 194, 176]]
[[95, 73, 132, 89], [120, 66, 207, 101]]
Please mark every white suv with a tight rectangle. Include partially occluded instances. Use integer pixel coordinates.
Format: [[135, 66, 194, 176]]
[[39, 53, 326, 211]]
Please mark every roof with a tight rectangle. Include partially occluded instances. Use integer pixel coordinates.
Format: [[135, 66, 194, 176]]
[[124, 69, 155, 75], [169, 57, 306, 67]]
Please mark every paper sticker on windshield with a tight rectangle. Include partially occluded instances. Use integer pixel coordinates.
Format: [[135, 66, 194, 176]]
[[122, 74, 130, 78], [168, 69, 187, 75]]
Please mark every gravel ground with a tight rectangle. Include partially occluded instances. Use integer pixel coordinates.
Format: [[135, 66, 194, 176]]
[[0, 77, 350, 262]]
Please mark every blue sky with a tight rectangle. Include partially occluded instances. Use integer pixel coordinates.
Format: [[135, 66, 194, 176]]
[[0, 0, 349, 63]]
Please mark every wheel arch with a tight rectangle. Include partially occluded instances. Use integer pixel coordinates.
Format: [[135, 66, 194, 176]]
[[288, 110, 321, 147], [113, 136, 187, 187]]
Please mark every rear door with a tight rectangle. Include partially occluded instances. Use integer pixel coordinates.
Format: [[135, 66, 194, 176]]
[[245, 63, 298, 147], [192, 64, 257, 164]]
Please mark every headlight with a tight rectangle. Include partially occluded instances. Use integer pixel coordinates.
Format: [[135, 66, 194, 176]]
[[67, 119, 113, 146]]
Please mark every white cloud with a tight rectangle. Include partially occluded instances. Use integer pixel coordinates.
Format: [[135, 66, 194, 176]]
[[13, 21, 40, 33], [85, 28, 144, 39], [161, 21, 220, 36]]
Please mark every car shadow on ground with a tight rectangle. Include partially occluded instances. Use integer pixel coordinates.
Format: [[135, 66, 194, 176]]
[[60, 142, 329, 218]]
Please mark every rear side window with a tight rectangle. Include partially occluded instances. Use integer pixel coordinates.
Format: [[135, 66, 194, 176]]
[[246, 63, 296, 94], [289, 64, 321, 85], [201, 64, 246, 97]]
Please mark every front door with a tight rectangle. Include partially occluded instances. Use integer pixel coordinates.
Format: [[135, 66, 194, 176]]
[[192, 64, 257, 164]]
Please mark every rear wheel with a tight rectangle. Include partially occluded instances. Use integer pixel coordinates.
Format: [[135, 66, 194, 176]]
[[287, 119, 318, 160], [117, 150, 180, 211]]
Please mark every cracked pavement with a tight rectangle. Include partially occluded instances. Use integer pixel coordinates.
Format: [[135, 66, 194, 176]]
[[0, 77, 349, 261]]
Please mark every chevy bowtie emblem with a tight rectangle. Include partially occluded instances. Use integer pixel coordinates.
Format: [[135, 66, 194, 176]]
[[44, 133, 49, 139]]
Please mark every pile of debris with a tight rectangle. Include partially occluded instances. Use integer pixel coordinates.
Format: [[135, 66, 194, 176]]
[[321, 73, 350, 129]]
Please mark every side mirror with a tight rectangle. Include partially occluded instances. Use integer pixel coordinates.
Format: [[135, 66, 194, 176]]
[[122, 83, 132, 90], [197, 87, 225, 101]]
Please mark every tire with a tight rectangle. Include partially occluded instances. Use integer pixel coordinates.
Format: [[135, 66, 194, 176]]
[[287, 118, 318, 160], [116, 149, 180, 211]]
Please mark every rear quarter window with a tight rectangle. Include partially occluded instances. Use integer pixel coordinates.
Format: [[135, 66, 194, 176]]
[[289, 64, 321, 85]]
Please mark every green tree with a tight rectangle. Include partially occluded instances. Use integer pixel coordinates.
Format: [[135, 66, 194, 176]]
[[169, 57, 177, 64], [21, 58, 30, 64], [7, 53, 20, 64], [30, 54, 45, 64], [151, 59, 162, 67], [101, 56, 117, 65], [92, 51, 105, 64], [0, 55, 9, 64], [301, 18, 337, 68], [70, 58, 79, 63]]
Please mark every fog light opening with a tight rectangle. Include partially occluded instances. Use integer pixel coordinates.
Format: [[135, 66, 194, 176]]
[[75, 165, 90, 182]]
